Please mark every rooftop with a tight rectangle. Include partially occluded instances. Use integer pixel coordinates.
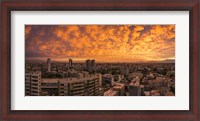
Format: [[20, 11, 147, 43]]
[[26, 71, 41, 75], [113, 83, 125, 90], [129, 77, 140, 86], [42, 75, 99, 84], [104, 89, 118, 96], [103, 74, 113, 78]]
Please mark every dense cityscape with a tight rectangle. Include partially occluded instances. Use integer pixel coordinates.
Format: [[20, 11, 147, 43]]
[[25, 25, 175, 96], [25, 58, 175, 96]]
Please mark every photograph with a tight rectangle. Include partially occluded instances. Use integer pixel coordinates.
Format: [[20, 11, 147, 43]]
[[25, 25, 175, 96], [1, 0, 199, 120]]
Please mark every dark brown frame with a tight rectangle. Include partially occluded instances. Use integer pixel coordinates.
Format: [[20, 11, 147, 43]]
[[0, 0, 199, 121]]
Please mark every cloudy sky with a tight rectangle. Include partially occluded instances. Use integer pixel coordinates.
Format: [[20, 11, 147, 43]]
[[25, 25, 175, 63]]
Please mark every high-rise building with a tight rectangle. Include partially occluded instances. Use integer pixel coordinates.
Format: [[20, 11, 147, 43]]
[[47, 58, 51, 72], [25, 73, 31, 96], [85, 59, 92, 72], [91, 60, 96, 67], [99, 74, 102, 87], [91, 59, 96, 71], [85, 59, 96, 73], [25, 71, 42, 96], [69, 59, 73, 68]]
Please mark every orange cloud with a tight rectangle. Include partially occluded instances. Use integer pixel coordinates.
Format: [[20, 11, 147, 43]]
[[25, 25, 175, 62], [25, 25, 31, 39]]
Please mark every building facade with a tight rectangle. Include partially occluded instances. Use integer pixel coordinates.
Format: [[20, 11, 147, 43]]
[[25, 71, 41, 96], [26, 73, 102, 96], [104, 83, 125, 96], [85, 59, 96, 73], [47, 58, 51, 72], [69, 59, 73, 68], [102, 74, 115, 87]]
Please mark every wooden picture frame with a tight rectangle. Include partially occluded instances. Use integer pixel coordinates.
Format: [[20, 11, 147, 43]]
[[0, 0, 199, 120]]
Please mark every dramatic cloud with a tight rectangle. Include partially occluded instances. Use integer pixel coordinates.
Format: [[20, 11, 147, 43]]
[[25, 25, 175, 62], [25, 25, 31, 39]]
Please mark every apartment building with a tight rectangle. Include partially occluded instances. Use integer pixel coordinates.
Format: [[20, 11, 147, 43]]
[[25, 71, 41, 96], [40, 75, 102, 96]]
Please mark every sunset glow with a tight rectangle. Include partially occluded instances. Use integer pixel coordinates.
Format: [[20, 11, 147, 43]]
[[25, 25, 175, 63]]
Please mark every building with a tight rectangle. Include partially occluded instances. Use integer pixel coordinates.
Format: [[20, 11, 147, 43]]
[[164, 91, 175, 96], [113, 75, 124, 82], [102, 74, 115, 87], [128, 72, 143, 80], [91, 59, 96, 71], [148, 77, 168, 89], [66, 76, 102, 96], [40, 79, 60, 96], [69, 59, 73, 68], [157, 67, 166, 74], [140, 85, 145, 96], [47, 58, 51, 72], [104, 83, 125, 96], [62, 70, 90, 78], [25, 71, 41, 96], [85, 59, 96, 73], [144, 91, 151, 96], [112, 83, 125, 96], [40, 75, 102, 96], [167, 71, 175, 77], [99, 74, 102, 87], [104, 89, 119, 96], [25, 73, 31, 96], [129, 77, 141, 96], [85, 59, 92, 72], [120, 66, 129, 76], [150, 90, 160, 96], [129, 84, 141, 96]]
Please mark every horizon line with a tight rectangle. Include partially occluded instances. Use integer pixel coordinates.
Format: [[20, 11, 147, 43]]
[[25, 59, 175, 63]]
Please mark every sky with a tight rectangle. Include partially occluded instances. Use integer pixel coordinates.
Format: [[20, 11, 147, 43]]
[[25, 25, 175, 63]]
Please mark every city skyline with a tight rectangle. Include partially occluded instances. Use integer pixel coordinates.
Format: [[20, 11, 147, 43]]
[[26, 57, 175, 64], [25, 25, 175, 63], [25, 58, 175, 96]]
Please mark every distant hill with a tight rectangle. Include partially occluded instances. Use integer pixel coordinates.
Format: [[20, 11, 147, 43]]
[[161, 59, 175, 63], [147, 59, 175, 63]]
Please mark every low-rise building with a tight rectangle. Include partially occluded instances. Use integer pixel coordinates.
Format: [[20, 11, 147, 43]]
[[112, 83, 125, 96], [102, 74, 115, 87], [104, 89, 119, 96], [129, 77, 141, 96]]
